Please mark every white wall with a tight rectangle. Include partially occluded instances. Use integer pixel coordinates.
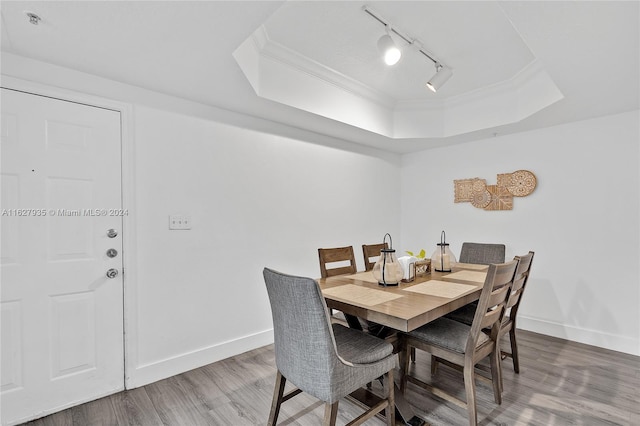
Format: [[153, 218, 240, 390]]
[[1, 53, 402, 387], [401, 110, 640, 355], [130, 105, 401, 385]]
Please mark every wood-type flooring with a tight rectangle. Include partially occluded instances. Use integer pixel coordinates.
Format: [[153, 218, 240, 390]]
[[21, 330, 640, 425]]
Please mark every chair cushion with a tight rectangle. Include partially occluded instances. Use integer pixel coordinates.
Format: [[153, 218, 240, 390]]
[[332, 324, 394, 364], [407, 317, 489, 353], [445, 303, 477, 326]]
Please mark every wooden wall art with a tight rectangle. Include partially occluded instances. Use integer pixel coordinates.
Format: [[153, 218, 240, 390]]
[[454, 170, 536, 211]]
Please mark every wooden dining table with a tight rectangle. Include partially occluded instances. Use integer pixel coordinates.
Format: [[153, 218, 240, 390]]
[[317, 263, 489, 426]]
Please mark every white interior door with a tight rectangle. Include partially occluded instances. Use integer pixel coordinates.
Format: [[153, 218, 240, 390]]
[[1, 88, 124, 425]]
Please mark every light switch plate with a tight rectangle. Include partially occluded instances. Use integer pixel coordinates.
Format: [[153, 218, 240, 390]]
[[169, 214, 191, 230]]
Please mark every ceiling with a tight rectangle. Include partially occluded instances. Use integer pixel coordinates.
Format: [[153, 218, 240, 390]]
[[1, 1, 638, 154]]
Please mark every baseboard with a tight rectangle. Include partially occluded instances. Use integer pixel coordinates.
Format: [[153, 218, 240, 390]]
[[2, 387, 123, 426], [517, 316, 639, 356], [126, 329, 274, 389]]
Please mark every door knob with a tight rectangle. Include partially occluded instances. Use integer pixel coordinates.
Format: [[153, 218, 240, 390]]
[[107, 229, 118, 238], [106, 268, 119, 279], [106, 248, 118, 258]]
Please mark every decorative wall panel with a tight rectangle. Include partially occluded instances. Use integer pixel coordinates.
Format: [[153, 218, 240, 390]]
[[455, 170, 536, 211]]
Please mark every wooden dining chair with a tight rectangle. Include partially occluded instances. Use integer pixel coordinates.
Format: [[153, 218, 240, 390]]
[[318, 246, 369, 330], [318, 245, 394, 339], [263, 268, 396, 426], [459, 242, 506, 265], [444, 252, 535, 374], [361, 242, 402, 341], [318, 246, 357, 278], [500, 251, 534, 373], [400, 260, 519, 426], [362, 242, 388, 271], [361, 241, 412, 354]]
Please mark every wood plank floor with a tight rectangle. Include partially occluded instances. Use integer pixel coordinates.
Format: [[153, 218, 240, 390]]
[[21, 330, 640, 425]]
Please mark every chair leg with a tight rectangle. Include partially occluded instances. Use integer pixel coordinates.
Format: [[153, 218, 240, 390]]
[[430, 355, 439, 375], [509, 327, 520, 373], [268, 371, 286, 426], [385, 369, 395, 426], [490, 348, 503, 404], [463, 359, 478, 426], [401, 344, 412, 394], [323, 401, 339, 426]]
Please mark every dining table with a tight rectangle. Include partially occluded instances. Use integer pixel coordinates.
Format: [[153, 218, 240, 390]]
[[317, 263, 490, 426]]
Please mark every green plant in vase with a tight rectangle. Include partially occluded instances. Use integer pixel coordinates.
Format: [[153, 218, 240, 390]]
[[405, 249, 431, 274], [405, 249, 427, 259]]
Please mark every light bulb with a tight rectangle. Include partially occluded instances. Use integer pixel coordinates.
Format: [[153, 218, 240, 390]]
[[427, 65, 453, 92], [377, 34, 401, 66]]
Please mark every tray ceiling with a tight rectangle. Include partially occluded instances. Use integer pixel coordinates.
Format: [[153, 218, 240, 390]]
[[1, 1, 638, 153], [234, 1, 564, 138]]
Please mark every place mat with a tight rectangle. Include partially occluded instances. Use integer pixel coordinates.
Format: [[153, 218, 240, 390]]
[[344, 271, 378, 284], [403, 280, 477, 299], [323, 284, 402, 306], [455, 263, 489, 271], [442, 270, 487, 283]]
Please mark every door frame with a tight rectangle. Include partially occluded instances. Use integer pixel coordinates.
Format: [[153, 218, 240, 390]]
[[1, 75, 138, 390]]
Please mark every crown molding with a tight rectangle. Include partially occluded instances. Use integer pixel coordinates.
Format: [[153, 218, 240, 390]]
[[234, 27, 563, 139], [253, 26, 396, 109]]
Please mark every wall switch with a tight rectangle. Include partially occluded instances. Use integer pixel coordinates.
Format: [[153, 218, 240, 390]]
[[169, 214, 192, 230]]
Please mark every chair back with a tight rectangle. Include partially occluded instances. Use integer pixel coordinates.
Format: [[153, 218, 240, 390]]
[[318, 246, 357, 278], [505, 251, 535, 318], [467, 260, 518, 353], [362, 243, 388, 271], [459, 242, 505, 265], [263, 268, 338, 399]]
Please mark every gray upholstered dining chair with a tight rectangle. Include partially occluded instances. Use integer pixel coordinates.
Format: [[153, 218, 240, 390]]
[[442, 242, 506, 325], [445, 252, 535, 374], [458, 242, 506, 265], [263, 268, 397, 426], [400, 260, 518, 426]]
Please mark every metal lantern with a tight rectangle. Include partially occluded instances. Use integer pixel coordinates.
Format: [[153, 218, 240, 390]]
[[372, 233, 404, 286], [431, 230, 457, 272]]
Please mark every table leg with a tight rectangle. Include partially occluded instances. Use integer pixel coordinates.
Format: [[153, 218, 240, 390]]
[[347, 380, 425, 426], [339, 316, 426, 425], [392, 384, 426, 426], [395, 341, 426, 425], [344, 313, 364, 330]]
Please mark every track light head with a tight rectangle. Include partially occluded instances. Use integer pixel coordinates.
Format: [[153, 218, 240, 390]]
[[377, 31, 401, 66], [364, 6, 452, 87], [426, 63, 453, 92]]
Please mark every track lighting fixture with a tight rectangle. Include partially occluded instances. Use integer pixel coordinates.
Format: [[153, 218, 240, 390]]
[[426, 63, 453, 92], [377, 27, 401, 66], [363, 5, 453, 91]]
